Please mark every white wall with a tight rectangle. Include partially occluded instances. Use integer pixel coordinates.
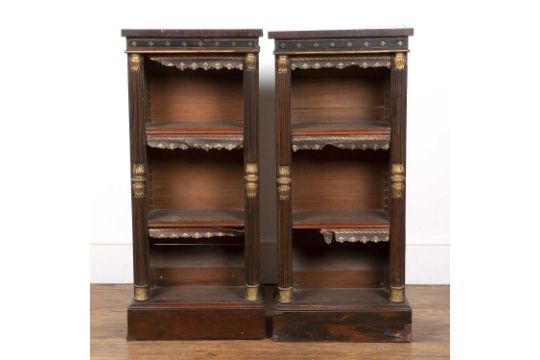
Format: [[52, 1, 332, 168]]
[[85, 1, 449, 284]]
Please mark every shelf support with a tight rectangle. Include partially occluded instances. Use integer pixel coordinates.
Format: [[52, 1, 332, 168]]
[[243, 53, 260, 300], [389, 52, 408, 303], [128, 53, 151, 302], [276, 55, 294, 303]]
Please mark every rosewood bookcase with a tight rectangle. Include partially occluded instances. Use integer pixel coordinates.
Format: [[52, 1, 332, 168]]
[[122, 29, 265, 340], [269, 29, 414, 342]]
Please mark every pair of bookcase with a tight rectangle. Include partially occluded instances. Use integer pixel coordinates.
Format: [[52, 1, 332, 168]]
[[122, 28, 412, 342]]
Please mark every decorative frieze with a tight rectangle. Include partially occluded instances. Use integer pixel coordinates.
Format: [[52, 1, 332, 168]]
[[320, 229, 390, 245], [127, 38, 258, 51], [292, 135, 390, 151], [150, 56, 244, 71], [149, 227, 243, 239], [275, 37, 408, 53], [290, 56, 392, 70], [147, 135, 243, 151]]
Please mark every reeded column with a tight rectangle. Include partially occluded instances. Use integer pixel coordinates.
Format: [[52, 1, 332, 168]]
[[276, 55, 293, 304], [389, 52, 407, 303], [243, 53, 261, 301], [127, 53, 150, 301]]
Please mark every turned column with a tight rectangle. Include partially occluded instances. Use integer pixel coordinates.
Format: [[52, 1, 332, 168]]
[[127, 53, 151, 301], [243, 53, 261, 300], [389, 52, 407, 303], [276, 55, 293, 303]]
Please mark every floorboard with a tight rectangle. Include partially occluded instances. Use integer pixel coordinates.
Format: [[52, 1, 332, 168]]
[[91, 284, 449, 359]]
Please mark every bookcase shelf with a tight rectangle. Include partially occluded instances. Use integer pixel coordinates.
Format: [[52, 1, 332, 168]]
[[146, 121, 244, 150], [123, 29, 264, 340], [292, 121, 390, 151], [148, 208, 244, 228], [293, 209, 389, 229]]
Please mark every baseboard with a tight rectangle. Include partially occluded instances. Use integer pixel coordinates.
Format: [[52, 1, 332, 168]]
[[90, 238, 449, 284]]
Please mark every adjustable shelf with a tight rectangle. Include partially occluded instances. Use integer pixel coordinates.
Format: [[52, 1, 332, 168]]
[[146, 121, 244, 150], [123, 29, 264, 340], [271, 28, 413, 342], [292, 120, 390, 151], [293, 209, 389, 228], [148, 208, 244, 228]]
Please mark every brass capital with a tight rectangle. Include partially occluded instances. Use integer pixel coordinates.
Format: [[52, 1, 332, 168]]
[[277, 55, 289, 73], [129, 54, 141, 72], [245, 53, 256, 71], [394, 52, 406, 71]]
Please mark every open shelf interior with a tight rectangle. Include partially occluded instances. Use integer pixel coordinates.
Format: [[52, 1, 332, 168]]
[[148, 148, 243, 214], [147, 61, 244, 127], [291, 67, 389, 132], [292, 147, 389, 214], [150, 244, 244, 286], [144, 60, 247, 297], [146, 149, 244, 295], [293, 236, 388, 289]]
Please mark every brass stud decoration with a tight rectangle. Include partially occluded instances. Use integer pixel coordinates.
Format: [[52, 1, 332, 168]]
[[134, 285, 149, 301], [245, 163, 258, 198], [245, 53, 256, 71], [129, 54, 141, 72], [277, 166, 291, 200], [277, 55, 289, 73], [394, 52, 406, 70], [390, 285, 405, 303], [391, 163, 405, 199], [131, 163, 146, 198]]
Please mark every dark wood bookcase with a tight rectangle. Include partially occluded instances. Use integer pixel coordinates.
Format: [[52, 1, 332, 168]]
[[269, 29, 414, 342], [122, 29, 265, 340]]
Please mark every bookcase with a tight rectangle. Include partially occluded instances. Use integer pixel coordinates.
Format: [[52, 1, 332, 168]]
[[269, 29, 414, 342], [122, 29, 265, 340]]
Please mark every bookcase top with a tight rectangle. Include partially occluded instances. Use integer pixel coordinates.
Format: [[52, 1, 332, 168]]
[[268, 28, 413, 39], [122, 29, 263, 38]]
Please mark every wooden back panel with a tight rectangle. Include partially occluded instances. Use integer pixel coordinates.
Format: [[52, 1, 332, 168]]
[[291, 68, 388, 124], [149, 149, 243, 210], [292, 148, 388, 211], [149, 69, 244, 123]]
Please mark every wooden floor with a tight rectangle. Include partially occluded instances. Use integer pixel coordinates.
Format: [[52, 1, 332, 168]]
[[91, 284, 449, 360]]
